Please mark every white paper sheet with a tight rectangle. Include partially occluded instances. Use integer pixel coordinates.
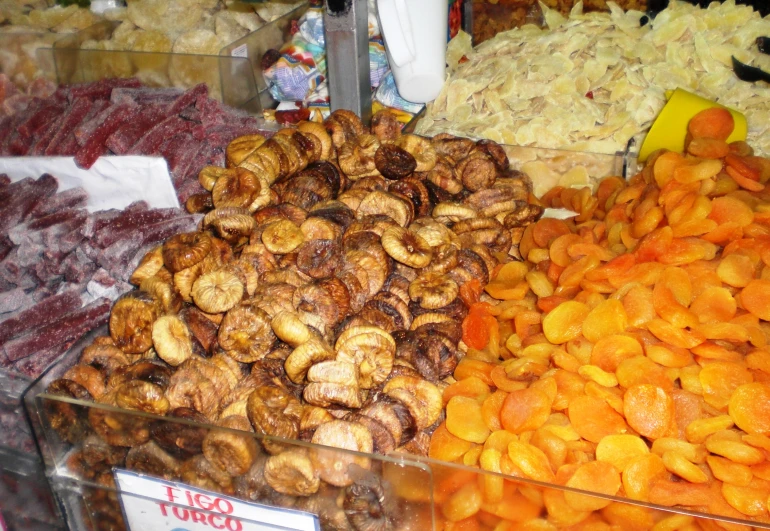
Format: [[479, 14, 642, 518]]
[[0, 156, 179, 212]]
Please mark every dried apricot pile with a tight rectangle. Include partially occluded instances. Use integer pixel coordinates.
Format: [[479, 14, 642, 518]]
[[432, 108, 770, 529]]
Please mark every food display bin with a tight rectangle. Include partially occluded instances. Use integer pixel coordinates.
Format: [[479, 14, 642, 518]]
[[47, 2, 309, 114], [1, 364, 65, 529], [0, 31, 59, 90], [219, 2, 310, 113], [25, 325, 763, 531], [49, 20, 260, 112], [0, 446, 64, 530], [20, 133, 751, 530]]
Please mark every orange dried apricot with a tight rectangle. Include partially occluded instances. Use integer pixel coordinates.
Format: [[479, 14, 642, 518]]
[[707, 455, 753, 487], [661, 450, 708, 483], [507, 440, 555, 483], [595, 434, 649, 473], [480, 390, 507, 432], [429, 423, 473, 462], [687, 107, 734, 141], [729, 382, 770, 435], [699, 361, 753, 411], [741, 279, 770, 321], [442, 482, 483, 522], [443, 376, 491, 405], [541, 300, 590, 344], [590, 334, 643, 372], [623, 384, 674, 440], [717, 253, 755, 288], [690, 287, 737, 324], [480, 482, 541, 523], [567, 395, 629, 443], [721, 478, 770, 517], [499, 387, 551, 434], [580, 299, 627, 343], [532, 218, 572, 248], [615, 356, 672, 391], [687, 137, 731, 159], [708, 196, 754, 227], [622, 454, 667, 502], [564, 460, 621, 511], [446, 396, 491, 444]]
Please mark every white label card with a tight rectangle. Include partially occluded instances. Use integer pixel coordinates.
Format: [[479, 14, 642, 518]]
[[114, 469, 320, 531], [231, 44, 249, 58]]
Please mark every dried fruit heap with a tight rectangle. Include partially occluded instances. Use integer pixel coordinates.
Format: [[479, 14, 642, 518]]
[[46, 109, 543, 529], [430, 108, 770, 526]]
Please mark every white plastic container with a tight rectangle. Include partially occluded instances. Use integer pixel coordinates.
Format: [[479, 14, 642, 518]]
[[377, 0, 448, 103]]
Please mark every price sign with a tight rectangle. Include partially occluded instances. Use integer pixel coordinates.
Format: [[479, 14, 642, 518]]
[[114, 470, 320, 531]]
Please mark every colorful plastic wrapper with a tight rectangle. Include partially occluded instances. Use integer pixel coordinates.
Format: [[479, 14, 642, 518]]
[[263, 5, 389, 105]]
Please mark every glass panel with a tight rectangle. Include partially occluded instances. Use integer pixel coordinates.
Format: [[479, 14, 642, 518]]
[[33, 396, 435, 531], [48, 21, 259, 109], [0, 32, 59, 91]]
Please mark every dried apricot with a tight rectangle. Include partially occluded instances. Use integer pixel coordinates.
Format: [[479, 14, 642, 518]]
[[480, 390, 507, 432], [661, 450, 708, 483], [741, 279, 770, 321], [564, 460, 621, 511], [507, 440, 555, 483], [595, 434, 649, 473], [729, 382, 770, 435], [443, 376, 491, 405], [567, 395, 629, 443], [699, 361, 753, 410], [541, 300, 590, 344], [622, 454, 666, 502], [590, 334, 643, 372], [687, 137, 731, 159], [707, 455, 753, 487], [690, 287, 737, 324], [500, 387, 551, 434], [687, 107, 734, 141], [446, 396, 491, 444], [616, 356, 672, 391], [685, 415, 735, 444], [531, 427, 568, 471], [429, 423, 473, 462], [580, 299, 627, 343], [623, 384, 674, 440], [717, 253, 755, 288], [721, 478, 770, 517], [442, 482, 483, 522], [708, 196, 754, 227]]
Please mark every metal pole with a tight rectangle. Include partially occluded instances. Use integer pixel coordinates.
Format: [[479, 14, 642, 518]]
[[323, 0, 372, 123]]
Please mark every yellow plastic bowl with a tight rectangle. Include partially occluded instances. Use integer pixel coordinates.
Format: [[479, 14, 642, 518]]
[[638, 88, 747, 162]]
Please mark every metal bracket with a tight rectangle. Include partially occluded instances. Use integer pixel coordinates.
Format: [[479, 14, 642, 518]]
[[323, 0, 372, 123]]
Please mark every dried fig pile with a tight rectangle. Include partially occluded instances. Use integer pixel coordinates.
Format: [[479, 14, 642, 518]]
[[45, 109, 544, 530]]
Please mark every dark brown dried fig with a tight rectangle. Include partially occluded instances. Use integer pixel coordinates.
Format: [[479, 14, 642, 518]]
[[297, 239, 343, 279], [151, 407, 209, 459], [374, 144, 416, 180]]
